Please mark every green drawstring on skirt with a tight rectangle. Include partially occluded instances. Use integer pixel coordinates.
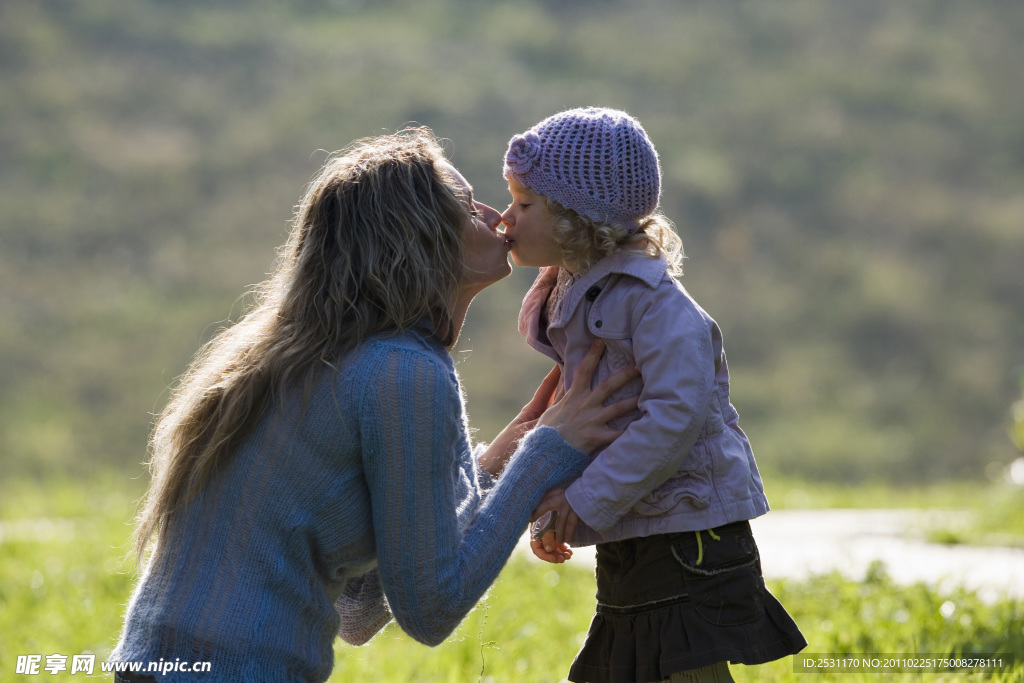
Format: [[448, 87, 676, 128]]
[[694, 528, 721, 566]]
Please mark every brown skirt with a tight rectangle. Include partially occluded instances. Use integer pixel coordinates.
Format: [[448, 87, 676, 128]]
[[568, 521, 806, 683]]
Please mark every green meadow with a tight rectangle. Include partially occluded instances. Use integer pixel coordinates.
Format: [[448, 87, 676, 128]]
[[3, 477, 1022, 682]]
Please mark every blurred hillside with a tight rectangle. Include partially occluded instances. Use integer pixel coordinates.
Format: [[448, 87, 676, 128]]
[[1, 0, 1022, 483]]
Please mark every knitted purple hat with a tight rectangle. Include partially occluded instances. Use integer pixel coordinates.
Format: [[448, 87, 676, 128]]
[[503, 107, 661, 231]]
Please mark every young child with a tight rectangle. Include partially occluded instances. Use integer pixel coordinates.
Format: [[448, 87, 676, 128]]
[[501, 108, 806, 683]]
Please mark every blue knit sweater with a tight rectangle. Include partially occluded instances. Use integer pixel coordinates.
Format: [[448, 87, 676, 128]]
[[111, 329, 589, 682]]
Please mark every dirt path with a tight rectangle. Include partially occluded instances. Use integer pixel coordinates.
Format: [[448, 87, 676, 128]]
[[516, 509, 1024, 601]]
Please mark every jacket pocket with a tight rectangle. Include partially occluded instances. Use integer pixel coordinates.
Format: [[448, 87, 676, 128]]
[[631, 444, 713, 516], [598, 338, 643, 430], [669, 525, 765, 626]]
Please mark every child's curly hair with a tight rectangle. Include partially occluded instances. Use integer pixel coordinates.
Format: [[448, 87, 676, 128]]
[[545, 196, 684, 276]]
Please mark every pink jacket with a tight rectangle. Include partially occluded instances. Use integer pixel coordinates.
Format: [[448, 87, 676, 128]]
[[519, 249, 770, 546]]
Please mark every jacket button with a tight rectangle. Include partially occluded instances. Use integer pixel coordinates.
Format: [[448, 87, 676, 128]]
[[595, 320, 603, 328], [586, 286, 601, 301]]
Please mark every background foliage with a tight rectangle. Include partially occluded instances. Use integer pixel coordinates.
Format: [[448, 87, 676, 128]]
[[2, 0, 1023, 484]]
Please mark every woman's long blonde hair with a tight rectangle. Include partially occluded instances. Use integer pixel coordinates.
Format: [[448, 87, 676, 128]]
[[134, 128, 467, 563]]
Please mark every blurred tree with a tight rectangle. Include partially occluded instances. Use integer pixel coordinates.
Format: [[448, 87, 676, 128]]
[[1012, 373, 1024, 455], [1, 0, 1022, 483]]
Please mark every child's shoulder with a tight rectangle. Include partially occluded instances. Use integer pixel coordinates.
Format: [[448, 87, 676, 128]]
[[599, 252, 692, 301], [592, 264, 706, 332], [594, 248, 667, 286]]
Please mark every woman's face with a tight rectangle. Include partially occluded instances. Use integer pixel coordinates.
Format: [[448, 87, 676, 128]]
[[442, 162, 511, 292]]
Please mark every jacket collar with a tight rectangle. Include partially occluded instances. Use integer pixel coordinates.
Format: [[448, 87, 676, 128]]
[[519, 250, 669, 344], [548, 249, 668, 328], [578, 248, 668, 290]]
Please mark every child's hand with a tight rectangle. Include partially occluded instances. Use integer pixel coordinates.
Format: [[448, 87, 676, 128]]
[[530, 535, 574, 563], [530, 489, 580, 560]]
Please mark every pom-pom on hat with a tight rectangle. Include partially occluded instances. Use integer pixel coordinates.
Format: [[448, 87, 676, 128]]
[[503, 107, 661, 232]]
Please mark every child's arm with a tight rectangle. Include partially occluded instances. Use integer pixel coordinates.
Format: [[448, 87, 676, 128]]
[[566, 290, 718, 533]]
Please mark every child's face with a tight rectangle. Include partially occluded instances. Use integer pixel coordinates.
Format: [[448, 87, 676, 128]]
[[500, 178, 566, 270]]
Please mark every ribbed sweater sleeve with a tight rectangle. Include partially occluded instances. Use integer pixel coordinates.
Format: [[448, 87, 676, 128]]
[[360, 344, 588, 646], [335, 569, 391, 646]]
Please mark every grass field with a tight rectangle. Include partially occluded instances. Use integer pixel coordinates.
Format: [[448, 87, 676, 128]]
[[2, 477, 1022, 682]]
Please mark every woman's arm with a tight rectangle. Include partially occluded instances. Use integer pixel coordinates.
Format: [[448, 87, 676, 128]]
[[477, 340, 641, 477], [334, 570, 392, 646], [359, 346, 586, 646], [359, 341, 637, 646], [476, 365, 561, 477]]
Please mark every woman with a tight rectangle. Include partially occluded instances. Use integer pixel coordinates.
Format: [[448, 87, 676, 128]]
[[111, 128, 638, 682]]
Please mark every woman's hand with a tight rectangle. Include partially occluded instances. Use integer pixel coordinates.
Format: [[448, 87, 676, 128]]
[[477, 364, 562, 476], [529, 340, 637, 554], [537, 339, 640, 454]]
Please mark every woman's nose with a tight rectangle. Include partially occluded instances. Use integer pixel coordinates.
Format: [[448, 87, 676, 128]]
[[479, 203, 502, 229]]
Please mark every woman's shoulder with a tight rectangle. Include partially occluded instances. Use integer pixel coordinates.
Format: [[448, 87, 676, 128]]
[[349, 327, 447, 360], [337, 328, 456, 388]]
